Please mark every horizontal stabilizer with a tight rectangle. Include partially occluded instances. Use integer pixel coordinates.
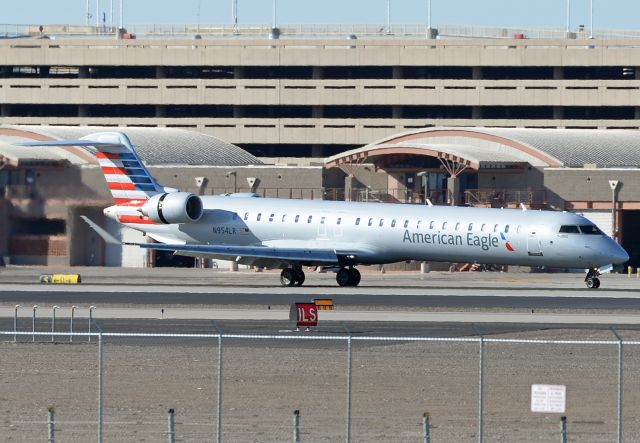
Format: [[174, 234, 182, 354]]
[[80, 216, 121, 245]]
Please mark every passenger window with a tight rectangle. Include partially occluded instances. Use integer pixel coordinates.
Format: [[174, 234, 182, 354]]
[[295, 215, 300, 223], [493, 224, 499, 232], [468, 223, 473, 231], [559, 225, 579, 234], [442, 222, 448, 230], [455, 222, 460, 231], [368, 218, 373, 227], [391, 219, 396, 228], [337, 217, 342, 225], [307, 215, 313, 223], [257, 213, 262, 221], [320, 216, 325, 224], [269, 214, 274, 222], [429, 221, 435, 229], [504, 225, 510, 233], [481, 224, 486, 232], [282, 215, 287, 222], [404, 220, 409, 228], [356, 217, 361, 226], [379, 219, 384, 227], [516, 225, 521, 233], [579, 225, 603, 235], [417, 220, 422, 229], [244, 212, 249, 221]]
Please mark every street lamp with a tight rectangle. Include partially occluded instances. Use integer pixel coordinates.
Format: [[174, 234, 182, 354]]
[[14, 305, 22, 343], [51, 306, 60, 343], [32, 305, 39, 343]]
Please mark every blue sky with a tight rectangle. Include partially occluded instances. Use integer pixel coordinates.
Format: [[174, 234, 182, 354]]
[[4, 0, 639, 30]]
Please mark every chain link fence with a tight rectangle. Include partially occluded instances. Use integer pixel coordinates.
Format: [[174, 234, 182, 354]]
[[2, 322, 640, 442]]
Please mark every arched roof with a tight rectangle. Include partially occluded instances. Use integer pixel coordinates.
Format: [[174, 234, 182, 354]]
[[0, 125, 262, 166], [325, 127, 640, 169]]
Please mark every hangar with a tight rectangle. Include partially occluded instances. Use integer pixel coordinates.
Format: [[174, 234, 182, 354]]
[[326, 127, 640, 266]]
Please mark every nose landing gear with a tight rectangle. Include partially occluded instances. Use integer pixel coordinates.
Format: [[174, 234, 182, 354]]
[[585, 268, 601, 289]]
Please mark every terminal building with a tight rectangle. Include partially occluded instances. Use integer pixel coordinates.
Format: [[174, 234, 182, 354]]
[[0, 25, 639, 268]]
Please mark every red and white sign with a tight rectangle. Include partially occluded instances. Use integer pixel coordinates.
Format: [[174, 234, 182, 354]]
[[531, 384, 566, 413], [291, 303, 318, 327]]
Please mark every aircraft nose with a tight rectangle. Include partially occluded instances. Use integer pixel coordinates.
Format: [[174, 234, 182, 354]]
[[608, 242, 629, 264]]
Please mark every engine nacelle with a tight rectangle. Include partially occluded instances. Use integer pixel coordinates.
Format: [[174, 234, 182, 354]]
[[141, 192, 203, 224]]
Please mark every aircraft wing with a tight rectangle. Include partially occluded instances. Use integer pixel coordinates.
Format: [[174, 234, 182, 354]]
[[135, 242, 340, 264]]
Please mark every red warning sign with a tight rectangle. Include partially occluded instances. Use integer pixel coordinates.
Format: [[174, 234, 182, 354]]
[[291, 303, 318, 327]]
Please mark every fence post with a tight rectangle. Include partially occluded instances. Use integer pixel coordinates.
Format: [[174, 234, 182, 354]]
[[345, 327, 352, 443], [474, 326, 484, 443], [216, 332, 223, 443], [14, 304, 21, 343], [32, 305, 39, 343], [293, 409, 300, 443], [423, 412, 431, 443], [560, 416, 567, 443], [611, 327, 623, 443], [168, 408, 176, 443], [98, 331, 104, 443], [47, 406, 55, 443], [89, 306, 96, 343]]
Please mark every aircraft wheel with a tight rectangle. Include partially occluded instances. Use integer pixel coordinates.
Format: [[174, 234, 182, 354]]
[[336, 268, 352, 287], [280, 268, 296, 287], [349, 268, 361, 287], [586, 277, 598, 289], [293, 268, 305, 286]]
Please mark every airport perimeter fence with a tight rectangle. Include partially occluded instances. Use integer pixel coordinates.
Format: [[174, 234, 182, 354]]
[[1, 327, 640, 442]]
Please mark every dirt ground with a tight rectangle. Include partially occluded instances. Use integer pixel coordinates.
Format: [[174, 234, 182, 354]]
[[1, 328, 640, 442]]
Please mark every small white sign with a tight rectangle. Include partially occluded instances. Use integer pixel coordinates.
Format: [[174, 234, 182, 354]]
[[531, 384, 566, 413]]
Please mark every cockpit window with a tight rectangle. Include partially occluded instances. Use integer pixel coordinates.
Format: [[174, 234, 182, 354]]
[[559, 225, 580, 234], [579, 225, 603, 235]]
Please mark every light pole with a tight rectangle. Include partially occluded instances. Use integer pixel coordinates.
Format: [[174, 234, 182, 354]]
[[70, 305, 78, 343], [272, 0, 277, 29], [589, 0, 594, 39], [609, 180, 620, 242], [89, 306, 96, 342], [566, 0, 570, 33], [386, 0, 391, 34], [14, 305, 21, 343], [51, 306, 60, 343], [427, 0, 432, 30], [32, 305, 39, 343]]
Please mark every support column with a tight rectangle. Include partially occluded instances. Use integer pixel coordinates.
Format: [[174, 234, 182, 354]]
[[233, 66, 244, 79], [78, 104, 89, 117], [472, 67, 483, 80], [311, 144, 324, 157], [344, 175, 355, 201], [447, 176, 460, 206], [553, 67, 564, 80], [312, 66, 323, 80], [155, 105, 166, 118], [312, 105, 323, 118], [392, 106, 402, 119], [1, 104, 10, 117], [392, 66, 403, 80], [79, 67, 90, 79], [472, 106, 482, 119], [155, 66, 166, 79]]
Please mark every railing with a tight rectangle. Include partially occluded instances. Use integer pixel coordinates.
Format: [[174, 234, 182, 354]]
[[464, 188, 548, 207]]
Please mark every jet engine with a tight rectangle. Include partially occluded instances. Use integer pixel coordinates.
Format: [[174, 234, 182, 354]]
[[141, 192, 203, 224]]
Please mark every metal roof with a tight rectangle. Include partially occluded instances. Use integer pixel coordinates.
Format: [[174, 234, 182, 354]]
[[326, 127, 640, 169], [0, 125, 262, 166]]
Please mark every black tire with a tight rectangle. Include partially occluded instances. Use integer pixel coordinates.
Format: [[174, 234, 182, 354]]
[[336, 268, 352, 287], [586, 277, 596, 289], [294, 269, 305, 286], [280, 268, 295, 287], [594, 277, 601, 288], [349, 268, 361, 287]]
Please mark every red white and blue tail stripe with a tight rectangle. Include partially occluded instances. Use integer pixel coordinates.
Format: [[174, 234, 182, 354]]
[[20, 132, 162, 207]]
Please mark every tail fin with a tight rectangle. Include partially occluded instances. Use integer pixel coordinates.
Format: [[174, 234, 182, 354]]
[[20, 132, 163, 207]]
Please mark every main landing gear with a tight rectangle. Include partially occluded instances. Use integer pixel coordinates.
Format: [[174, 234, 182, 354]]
[[280, 266, 305, 287], [336, 267, 361, 287], [585, 268, 601, 289]]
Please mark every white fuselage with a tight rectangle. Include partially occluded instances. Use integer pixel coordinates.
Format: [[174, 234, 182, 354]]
[[112, 195, 629, 269]]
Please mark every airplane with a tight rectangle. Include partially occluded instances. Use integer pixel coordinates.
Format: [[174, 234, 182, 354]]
[[20, 132, 629, 289]]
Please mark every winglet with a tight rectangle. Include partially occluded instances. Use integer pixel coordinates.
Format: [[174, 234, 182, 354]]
[[80, 216, 121, 245]]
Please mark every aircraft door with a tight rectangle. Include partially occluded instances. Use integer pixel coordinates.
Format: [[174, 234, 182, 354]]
[[527, 226, 544, 257], [333, 216, 343, 238], [317, 215, 328, 238]]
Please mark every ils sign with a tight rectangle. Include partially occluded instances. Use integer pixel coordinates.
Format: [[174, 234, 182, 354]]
[[289, 303, 318, 327]]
